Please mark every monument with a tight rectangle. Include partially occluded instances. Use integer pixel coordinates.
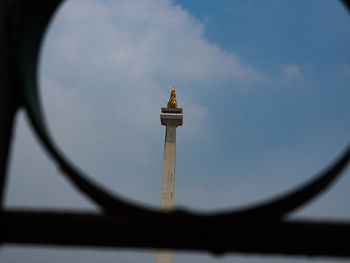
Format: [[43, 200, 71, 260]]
[[155, 87, 183, 263]]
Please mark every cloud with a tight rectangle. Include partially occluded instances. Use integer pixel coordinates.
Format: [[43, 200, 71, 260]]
[[281, 64, 302, 81], [42, 0, 265, 86], [35, 0, 267, 205]]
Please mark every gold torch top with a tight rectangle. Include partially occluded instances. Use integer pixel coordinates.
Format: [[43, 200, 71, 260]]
[[167, 87, 177, 108]]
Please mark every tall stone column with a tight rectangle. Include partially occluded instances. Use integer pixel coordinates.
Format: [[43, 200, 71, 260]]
[[156, 88, 183, 263]]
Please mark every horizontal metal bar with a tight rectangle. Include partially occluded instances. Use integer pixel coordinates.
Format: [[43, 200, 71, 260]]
[[1, 210, 349, 258]]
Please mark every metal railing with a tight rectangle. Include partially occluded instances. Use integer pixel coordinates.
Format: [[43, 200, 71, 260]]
[[1, 0, 350, 258]]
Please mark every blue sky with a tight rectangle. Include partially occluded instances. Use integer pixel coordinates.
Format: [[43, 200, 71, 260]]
[[2, 0, 350, 262]]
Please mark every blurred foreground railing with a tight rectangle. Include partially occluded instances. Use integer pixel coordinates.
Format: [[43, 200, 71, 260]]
[[0, 0, 350, 259]]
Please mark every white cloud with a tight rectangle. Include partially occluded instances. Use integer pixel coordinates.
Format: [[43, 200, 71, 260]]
[[43, 0, 265, 86], [37, 0, 266, 204], [40, 0, 267, 143], [281, 64, 302, 81]]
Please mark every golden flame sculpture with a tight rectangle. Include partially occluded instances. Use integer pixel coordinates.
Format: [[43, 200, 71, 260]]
[[167, 87, 177, 108]]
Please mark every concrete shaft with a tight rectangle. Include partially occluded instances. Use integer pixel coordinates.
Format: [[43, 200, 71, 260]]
[[156, 248, 172, 263], [156, 109, 182, 263], [156, 125, 176, 263], [160, 124, 176, 210]]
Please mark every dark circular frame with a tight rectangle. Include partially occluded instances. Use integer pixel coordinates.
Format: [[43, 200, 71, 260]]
[[16, 0, 350, 219]]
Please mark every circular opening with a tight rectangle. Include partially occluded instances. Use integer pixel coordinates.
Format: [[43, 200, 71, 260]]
[[37, 0, 350, 215]]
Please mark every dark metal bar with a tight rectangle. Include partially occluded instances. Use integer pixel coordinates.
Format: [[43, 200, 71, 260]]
[[1, 210, 350, 258], [0, 0, 22, 208], [0, 81, 16, 209]]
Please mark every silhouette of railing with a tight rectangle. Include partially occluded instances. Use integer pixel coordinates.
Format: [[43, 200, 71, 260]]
[[1, 0, 350, 258]]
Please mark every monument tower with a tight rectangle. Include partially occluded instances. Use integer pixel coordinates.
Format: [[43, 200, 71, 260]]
[[156, 87, 183, 263]]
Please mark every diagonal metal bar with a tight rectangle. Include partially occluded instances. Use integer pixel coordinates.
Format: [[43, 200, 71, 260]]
[[0, 0, 24, 208]]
